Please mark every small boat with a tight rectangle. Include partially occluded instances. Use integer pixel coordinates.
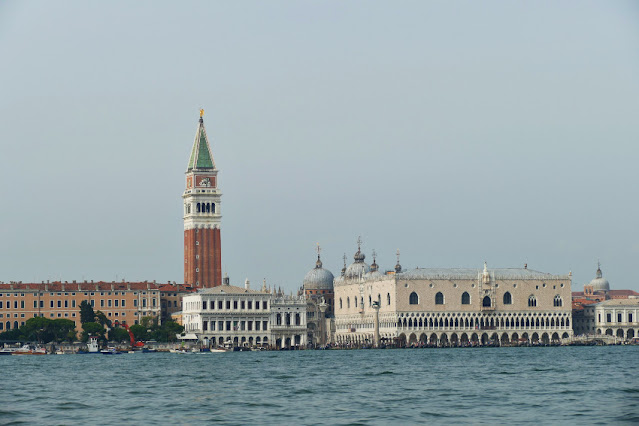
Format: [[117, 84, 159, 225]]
[[169, 348, 189, 354], [13, 344, 47, 355], [100, 347, 122, 355], [0, 346, 17, 355], [209, 348, 228, 353]]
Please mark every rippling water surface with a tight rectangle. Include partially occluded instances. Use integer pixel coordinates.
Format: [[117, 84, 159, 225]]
[[2, 346, 638, 424]]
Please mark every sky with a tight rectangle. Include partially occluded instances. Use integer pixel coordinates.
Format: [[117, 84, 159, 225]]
[[1, 1, 638, 292]]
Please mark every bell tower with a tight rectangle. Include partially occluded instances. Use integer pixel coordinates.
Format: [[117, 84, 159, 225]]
[[183, 110, 222, 287]]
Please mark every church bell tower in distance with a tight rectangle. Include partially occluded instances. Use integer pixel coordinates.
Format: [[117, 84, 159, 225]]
[[183, 110, 222, 288]]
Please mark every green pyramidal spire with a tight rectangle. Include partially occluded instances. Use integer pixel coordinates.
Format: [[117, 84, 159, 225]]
[[187, 114, 216, 171]]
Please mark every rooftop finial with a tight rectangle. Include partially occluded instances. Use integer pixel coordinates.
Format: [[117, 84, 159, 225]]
[[395, 249, 402, 273], [200, 108, 204, 118], [357, 236, 362, 251], [315, 243, 323, 269], [596, 261, 602, 278]]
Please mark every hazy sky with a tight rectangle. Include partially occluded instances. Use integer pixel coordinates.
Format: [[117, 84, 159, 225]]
[[1, 1, 638, 292]]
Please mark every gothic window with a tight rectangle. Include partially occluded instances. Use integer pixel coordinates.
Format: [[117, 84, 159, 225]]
[[503, 292, 512, 305], [347, 297, 350, 309], [482, 296, 491, 308], [339, 298, 343, 309], [435, 292, 444, 305], [211, 203, 216, 213], [354, 297, 357, 307], [553, 295, 563, 307], [369, 295, 372, 307], [276, 313, 282, 325], [461, 292, 470, 305], [409, 292, 419, 305], [528, 295, 537, 307], [387, 293, 391, 305]]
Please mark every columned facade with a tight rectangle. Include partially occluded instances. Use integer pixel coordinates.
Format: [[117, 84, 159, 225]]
[[334, 252, 573, 347], [183, 111, 222, 288]]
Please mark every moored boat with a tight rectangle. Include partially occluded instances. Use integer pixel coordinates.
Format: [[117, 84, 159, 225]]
[[100, 347, 122, 355], [12, 344, 47, 355]]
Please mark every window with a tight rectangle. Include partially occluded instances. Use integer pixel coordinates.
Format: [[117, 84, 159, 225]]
[[409, 292, 419, 305], [263, 321, 268, 331], [347, 297, 350, 309], [462, 292, 471, 305], [121, 300, 125, 307], [233, 301, 238, 309], [528, 295, 537, 307], [133, 300, 138, 307], [339, 298, 343, 309], [606, 313, 612, 323], [57, 300, 61, 308], [387, 293, 391, 305], [629, 313, 633, 323], [354, 297, 357, 307], [482, 296, 491, 308], [202, 301, 207, 310], [503, 292, 512, 305], [241, 301, 245, 310], [618, 313, 622, 323], [553, 295, 562, 307], [435, 292, 444, 305]]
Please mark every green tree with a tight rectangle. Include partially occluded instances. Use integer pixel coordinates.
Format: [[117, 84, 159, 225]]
[[79, 301, 95, 324], [0, 328, 22, 341], [151, 321, 184, 342], [51, 319, 76, 342], [94, 311, 112, 328], [129, 324, 148, 341], [81, 322, 105, 342], [108, 327, 130, 343]]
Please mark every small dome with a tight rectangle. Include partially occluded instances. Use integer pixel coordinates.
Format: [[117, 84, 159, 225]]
[[590, 264, 610, 292], [303, 254, 334, 291], [346, 262, 371, 279]]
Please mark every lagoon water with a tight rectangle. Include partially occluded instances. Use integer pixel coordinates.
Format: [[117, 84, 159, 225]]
[[2, 346, 638, 425]]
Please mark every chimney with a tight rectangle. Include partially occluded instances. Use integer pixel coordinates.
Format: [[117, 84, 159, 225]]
[[45, 283, 48, 291], [147, 283, 151, 290], [61, 283, 65, 291], [245, 279, 250, 290], [111, 283, 114, 291], [127, 282, 131, 291], [78, 283, 82, 291], [176, 283, 180, 292], [223, 273, 230, 286], [524, 264, 528, 269]]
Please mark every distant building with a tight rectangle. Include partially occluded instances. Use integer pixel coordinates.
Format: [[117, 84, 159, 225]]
[[573, 299, 639, 340], [301, 248, 335, 346], [158, 283, 194, 321], [181, 280, 272, 348], [572, 264, 639, 303], [0, 281, 162, 332], [183, 112, 222, 288], [334, 241, 573, 346], [271, 292, 307, 348]]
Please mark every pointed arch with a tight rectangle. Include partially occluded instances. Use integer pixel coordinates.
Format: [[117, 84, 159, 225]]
[[503, 292, 512, 305], [461, 292, 470, 305]]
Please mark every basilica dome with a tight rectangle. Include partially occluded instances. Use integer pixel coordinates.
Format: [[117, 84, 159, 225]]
[[345, 247, 371, 279], [589, 264, 610, 292], [303, 257, 334, 291]]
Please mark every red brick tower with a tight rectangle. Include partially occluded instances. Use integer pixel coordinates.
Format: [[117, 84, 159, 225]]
[[183, 110, 222, 287]]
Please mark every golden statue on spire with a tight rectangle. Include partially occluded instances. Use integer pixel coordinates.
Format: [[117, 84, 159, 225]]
[[199, 109, 204, 117]]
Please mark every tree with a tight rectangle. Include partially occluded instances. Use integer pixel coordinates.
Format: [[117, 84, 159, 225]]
[[151, 321, 184, 342], [79, 301, 95, 324], [81, 322, 105, 342], [108, 327, 130, 344], [94, 311, 112, 328], [129, 324, 148, 341]]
